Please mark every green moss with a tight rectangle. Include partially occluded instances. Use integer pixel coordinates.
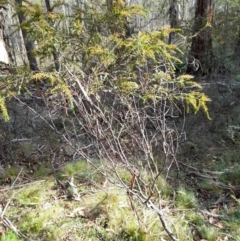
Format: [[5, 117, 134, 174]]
[[21, 216, 44, 234], [19, 204, 65, 240], [33, 164, 51, 178], [58, 160, 93, 182], [1, 230, 20, 241], [118, 227, 147, 241], [62, 160, 88, 176], [15, 184, 48, 205]]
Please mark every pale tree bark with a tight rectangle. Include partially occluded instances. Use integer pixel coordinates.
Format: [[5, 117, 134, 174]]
[[168, 0, 181, 44], [0, 39, 9, 64], [0, 6, 9, 65], [15, 0, 39, 71], [188, 0, 215, 75]]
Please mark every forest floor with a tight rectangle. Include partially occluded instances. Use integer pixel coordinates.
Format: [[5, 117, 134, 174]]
[[0, 76, 240, 241]]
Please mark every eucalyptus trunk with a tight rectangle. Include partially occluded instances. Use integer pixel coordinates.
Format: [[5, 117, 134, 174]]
[[168, 0, 180, 44], [15, 0, 39, 71], [0, 6, 10, 65], [45, 0, 60, 72], [188, 0, 215, 75]]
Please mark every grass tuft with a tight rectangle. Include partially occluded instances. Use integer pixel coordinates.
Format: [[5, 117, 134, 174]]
[[176, 187, 198, 209], [198, 225, 218, 241]]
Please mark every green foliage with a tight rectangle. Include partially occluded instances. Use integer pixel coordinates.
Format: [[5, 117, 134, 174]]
[[0, 2, 213, 240], [0, 96, 9, 121], [27, 72, 74, 110], [113, 30, 182, 70], [106, 0, 147, 37], [2, 2, 240, 241], [0, 75, 18, 121], [119, 80, 139, 94], [184, 91, 211, 119], [30, 72, 57, 86], [14, 0, 65, 60], [0, 0, 211, 122], [176, 74, 202, 88]]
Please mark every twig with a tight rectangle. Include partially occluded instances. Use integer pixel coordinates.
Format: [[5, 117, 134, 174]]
[[127, 193, 146, 228], [1, 168, 23, 218], [3, 217, 28, 239], [146, 200, 179, 241], [11, 138, 32, 142], [179, 162, 224, 175], [0, 180, 46, 192], [0, 168, 29, 240], [199, 209, 230, 221], [11, 168, 23, 188]]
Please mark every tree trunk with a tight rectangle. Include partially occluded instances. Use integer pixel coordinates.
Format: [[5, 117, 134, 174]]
[[236, 29, 240, 57], [45, 0, 60, 72], [188, 0, 215, 75], [235, 1, 240, 60], [15, 0, 39, 71], [0, 6, 10, 65], [168, 0, 180, 44]]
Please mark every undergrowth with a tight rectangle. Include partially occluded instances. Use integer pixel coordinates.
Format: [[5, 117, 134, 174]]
[[1, 160, 239, 240]]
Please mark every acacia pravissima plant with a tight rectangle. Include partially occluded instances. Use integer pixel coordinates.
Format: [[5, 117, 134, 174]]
[[3, 1, 211, 240]]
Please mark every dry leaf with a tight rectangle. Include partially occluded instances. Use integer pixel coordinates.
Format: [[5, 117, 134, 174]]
[[214, 221, 224, 229], [210, 208, 218, 214], [87, 220, 95, 227], [209, 216, 214, 224], [67, 207, 85, 217], [160, 200, 169, 207], [102, 179, 108, 187]]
